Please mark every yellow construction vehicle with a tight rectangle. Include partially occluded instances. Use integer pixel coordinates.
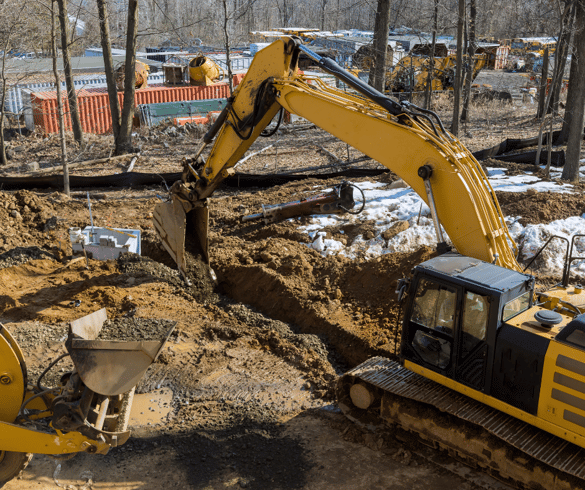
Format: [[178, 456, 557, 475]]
[[153, 37, 585, 488], [386, 43, 488, 93], [0, 308, 173, 487]]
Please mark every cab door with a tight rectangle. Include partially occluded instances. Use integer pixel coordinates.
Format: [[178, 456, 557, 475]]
[[402, 277, 459, 376], [454, 290, 490, 391]]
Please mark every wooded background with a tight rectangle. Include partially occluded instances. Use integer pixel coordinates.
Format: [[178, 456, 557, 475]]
[[0, 0, 564, 54]]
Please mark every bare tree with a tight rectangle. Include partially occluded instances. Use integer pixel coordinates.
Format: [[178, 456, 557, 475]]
[[116, 0, 138, 155], [96, 0, 122, 144], [56, 0, 84, 147], [369, 0, 391, 92], [52, 0, 69, 195], [423, 0, 439, 110], [320, 0, 328, 31], [562, 0, 585, 182], [460, 0, 476, 123], [221, 0, 234, 93], [0, 1, 29, 166], [451, 0, 465, 136]]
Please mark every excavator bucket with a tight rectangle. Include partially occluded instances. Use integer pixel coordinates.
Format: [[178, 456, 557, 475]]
[[153, 197, 209, 277], [66, 308, 175, 396]]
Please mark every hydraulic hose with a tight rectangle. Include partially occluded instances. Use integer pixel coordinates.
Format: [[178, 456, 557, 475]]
[[298, 44, 405, 117]]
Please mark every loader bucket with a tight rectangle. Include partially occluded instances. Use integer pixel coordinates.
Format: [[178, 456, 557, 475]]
[[153, 197, 209, 277], [66, 308, 175, 397]]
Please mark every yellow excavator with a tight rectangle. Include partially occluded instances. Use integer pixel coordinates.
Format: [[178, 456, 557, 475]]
[[153, 37, 585, 488], [386, 43, 488, 93], [0, 308, 173, 487]]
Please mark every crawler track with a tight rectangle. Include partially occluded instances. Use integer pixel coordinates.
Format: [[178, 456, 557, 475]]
[[338, 357, 585, 490]]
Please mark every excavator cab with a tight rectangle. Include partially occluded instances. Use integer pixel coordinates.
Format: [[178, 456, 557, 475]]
[[401, 252, 585, 426], [401, 253, 535, 392]]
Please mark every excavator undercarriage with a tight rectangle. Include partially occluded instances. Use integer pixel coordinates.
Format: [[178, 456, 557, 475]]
[[339, 357, 585, 490]]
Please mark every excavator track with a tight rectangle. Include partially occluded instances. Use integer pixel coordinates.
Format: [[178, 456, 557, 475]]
[[338, 357, 585, 490]]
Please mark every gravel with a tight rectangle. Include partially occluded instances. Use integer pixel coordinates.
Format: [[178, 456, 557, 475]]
[[98, 317, 176, 341], [0, 246, 56, 269]]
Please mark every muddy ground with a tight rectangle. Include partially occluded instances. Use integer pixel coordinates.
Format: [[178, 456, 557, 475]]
[[0, 72, 579, 490]]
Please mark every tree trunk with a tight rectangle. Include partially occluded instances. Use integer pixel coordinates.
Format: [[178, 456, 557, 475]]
[[548, 4, 574, 116], [52, 0, 69, 195], [97, 0, 121, 143], [116, 0, 138, 155], [0, 38, 9, 166], [559, 43, 579, 143], [424, 0, 438, 110], [562, 0, 585, 182], [368, 0, 391, 92], [451, 0, 465, 135], [222, 0, 234, 94], [0, 4, 25, 165], [56, 0, 84, 147], [537, 47, 548, 120], [461, 0, 475, 123]]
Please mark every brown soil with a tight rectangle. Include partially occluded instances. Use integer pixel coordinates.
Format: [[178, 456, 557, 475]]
[[497, 190, 585, 225], [0, 74, 572, 490]]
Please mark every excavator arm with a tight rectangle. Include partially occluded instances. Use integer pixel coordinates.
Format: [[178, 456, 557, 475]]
[[153, 37, 521, 276]]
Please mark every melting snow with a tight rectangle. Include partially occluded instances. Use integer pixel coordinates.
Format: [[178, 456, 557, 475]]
[[296, 168, 585, 278]]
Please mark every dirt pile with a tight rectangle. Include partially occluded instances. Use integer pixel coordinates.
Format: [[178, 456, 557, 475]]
[[117, 252, 219, 304], [212, 234, 435, 366], [497, 190, 585, 225], [0, 190, 58, 252], [0, 246, 56, 269]]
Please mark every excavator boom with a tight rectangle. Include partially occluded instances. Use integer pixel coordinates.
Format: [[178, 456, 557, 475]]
[[153, 37, 520, 276]]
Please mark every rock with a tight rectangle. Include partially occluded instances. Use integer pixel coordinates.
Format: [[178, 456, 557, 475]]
[[259, 251, 274, 262], [10, 210, 21, 219], [387, 179, 408, 190], [44, 217, 58, 231], [382, 220, 409, 241]]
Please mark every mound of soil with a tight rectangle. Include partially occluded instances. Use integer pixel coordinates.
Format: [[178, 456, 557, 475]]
[[212, 234, 435, 366], [117, 252, 219, 304], [497, 190, 585, 225]]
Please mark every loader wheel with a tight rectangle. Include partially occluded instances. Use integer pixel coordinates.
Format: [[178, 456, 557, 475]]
[[0, 451, 32, 487]]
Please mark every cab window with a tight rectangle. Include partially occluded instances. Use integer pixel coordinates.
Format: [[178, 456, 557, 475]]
[[411, 278, 456, 334], [502, 291, 531, 321], [461, 291, 489, 358]]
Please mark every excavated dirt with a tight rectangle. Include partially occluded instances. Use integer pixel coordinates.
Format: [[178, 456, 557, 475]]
[[497, 190, 585, 225], [1, 83, 573, 489]]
